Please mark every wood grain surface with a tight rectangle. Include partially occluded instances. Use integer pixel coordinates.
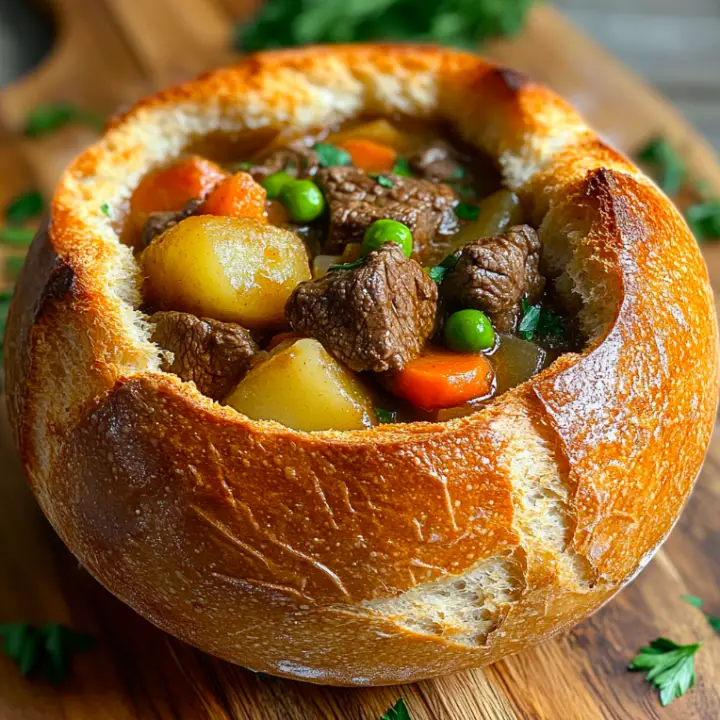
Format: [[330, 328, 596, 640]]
[[1, 1, 720, 718]]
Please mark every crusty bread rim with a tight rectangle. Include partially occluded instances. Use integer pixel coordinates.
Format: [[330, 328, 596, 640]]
[[6, 45, 718, 685]]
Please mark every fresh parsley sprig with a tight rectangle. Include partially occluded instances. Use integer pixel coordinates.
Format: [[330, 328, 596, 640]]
[[24, 104, 105, 138], [0, 623, 95, 684], [380, 698, 411, 720], [636, 136, 686, 197], [629, 638, 701, 707], [681, 594, 720, 632], [235, 0, 534, 52]]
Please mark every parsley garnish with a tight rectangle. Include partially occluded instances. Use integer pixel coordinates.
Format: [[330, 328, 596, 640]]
[[237, 161, 254, 170], [426, 252, 459, 284], [685, 200, 720, 241], [235, 0, 534, 51], [24, 104, 105, 137], [375, 407, 396, 424], [314, 143, 352, 168], [330, 257, 365, 271], [450, 165, 466, 180], [371, 174, 394, 188], [380, 698, 411, 720], [6, 256, 24, 280], [629, 638, 701, 707], [100, 203, 110, 217], [0, 227, 35, 246], [0, 623, 95, 684], [455, 202, 480, 221], [635, 136, 686, 197], [680, 594, 720, 632], [519, 298, 564, 341], [392, 157, 412, 177], [5, 190, 44, 224]]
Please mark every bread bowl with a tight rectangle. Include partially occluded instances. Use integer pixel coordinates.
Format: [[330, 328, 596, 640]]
[[4, 43, 718, 685]]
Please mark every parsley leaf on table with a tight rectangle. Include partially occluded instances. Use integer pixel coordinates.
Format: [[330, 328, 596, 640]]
[[380, 697, 411, 720], [635, 136, 686, 197], [0, 227, 35, 247], [5, 190, 44, 224], [0, 623, 95, 684], [314, 143, 352, 168], [685, 200, 720, 242], [629, 638, 701, 707], [24, 104, 105, 138], [235, 0, 534, 52], [680, 594, 720, 632]]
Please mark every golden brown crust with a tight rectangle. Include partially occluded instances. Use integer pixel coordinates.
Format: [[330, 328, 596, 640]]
[[5, 44, 718, 685]]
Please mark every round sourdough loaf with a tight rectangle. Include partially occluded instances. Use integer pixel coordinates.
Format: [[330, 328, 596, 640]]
[[5, 45, 718, 685]]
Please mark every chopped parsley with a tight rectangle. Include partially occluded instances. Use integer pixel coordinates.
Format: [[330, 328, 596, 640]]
[[24, 103, 105, 137], [379, 698, 411, 720], [685, 200, 720, 241], [0, 623, 95, 684], [314, 143, 352, 168], [235, 0, 534, 52], [426, 252, 459, 284], [450, 165, 467, 180], [454, 202, 480, 221], [5, 190, 44, 224], [100, 202, 110, 217], [236, 161, 254, 170], [519, 298, 564, 341], [629, 638, 701, 707], [635, 136, 686, 197], [371, 174, 394, 188], [392, 157, 412, 177], [330, 257, 365, 271], [375, 407, 396, 424], [0, 227, 35, 246]]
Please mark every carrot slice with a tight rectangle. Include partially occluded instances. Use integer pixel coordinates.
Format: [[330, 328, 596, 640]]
[[130, 155, 226, 216], [389, 348, 494, 410], [199, 171, 267, 219], [340, 138, 397, 173]]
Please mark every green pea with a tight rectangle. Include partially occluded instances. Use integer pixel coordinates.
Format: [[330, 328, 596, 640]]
[[443, 309, 495, 353], [278, 179, 326, 223], [262, 171, 294, 199], [361, 219, 413, 257]]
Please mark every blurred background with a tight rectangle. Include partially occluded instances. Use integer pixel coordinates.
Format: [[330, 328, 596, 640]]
[[1, 0, 719, 150]]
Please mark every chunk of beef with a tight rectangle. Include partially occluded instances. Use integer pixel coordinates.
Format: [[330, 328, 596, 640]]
[[150, 311, 259, 400], [314, 166, 459, 258], [286, 243, 438, 373], [409, 141, 466, 184], [250, 139, 320, 182], [440, 225, 544, 332], [140, 197, 203, 248]]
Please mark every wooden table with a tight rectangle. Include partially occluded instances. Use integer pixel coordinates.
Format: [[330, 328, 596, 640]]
[[1, 1, 720, 718]]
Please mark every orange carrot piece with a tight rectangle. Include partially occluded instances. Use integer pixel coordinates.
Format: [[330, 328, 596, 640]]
[[130, 155, 226, 216], [389, 348, 494, 410], [199, 171, 267, 219], [340, 138, 397, 173]]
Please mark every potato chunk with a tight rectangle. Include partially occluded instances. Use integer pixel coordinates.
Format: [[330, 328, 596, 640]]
[[225, 338, 377, 431], [142, 215, 311, 327]]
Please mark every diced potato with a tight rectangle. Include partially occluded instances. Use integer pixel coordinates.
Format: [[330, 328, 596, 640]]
[[492, 335, 547, 394], [142, 215, 311, 328], [225, 338, 377, 431], [450, 190, 524, 251]]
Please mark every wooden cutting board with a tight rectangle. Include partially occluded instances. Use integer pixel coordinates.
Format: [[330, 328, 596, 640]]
[[1, 1, 720, 718]]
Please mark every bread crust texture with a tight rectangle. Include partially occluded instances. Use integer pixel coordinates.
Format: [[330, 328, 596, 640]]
[[5, 45, 718, 685]]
